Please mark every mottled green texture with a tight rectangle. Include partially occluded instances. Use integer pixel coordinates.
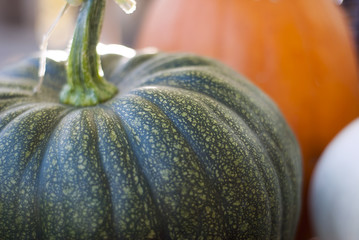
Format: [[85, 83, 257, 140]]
[[60, 0, 118, 107], [0, 50, 302, 239]]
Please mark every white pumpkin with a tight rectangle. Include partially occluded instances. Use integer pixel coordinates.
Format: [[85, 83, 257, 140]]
[[310, 118, 359, 240]]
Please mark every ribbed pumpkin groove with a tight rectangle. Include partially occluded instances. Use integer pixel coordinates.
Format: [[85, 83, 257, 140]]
[[137, 2, 359, 237], [0, 51, 302, 239]]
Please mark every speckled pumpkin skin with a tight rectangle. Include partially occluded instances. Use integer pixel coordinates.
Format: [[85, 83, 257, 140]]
[[0, 50, 302, 239]]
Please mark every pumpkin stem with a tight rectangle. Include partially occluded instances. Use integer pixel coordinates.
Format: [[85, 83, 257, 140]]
[[60, 0, 118, 107]]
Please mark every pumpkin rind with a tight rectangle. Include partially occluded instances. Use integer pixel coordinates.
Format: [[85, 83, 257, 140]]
[[136, 1, 359, 238], [0, 51, 302, 239]]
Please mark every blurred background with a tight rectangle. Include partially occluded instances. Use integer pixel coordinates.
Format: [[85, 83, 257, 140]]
[[0, 0, 357, 67], [0, 0, 153, 67]]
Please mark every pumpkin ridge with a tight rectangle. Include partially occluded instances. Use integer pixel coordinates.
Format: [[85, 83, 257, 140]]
[[121, 66, 245, 103], [79, 108, 120, 239], [32, 108, 77, 238], [0, 103, 67, 133], [0, 99, 64, 113], [89, 108, 118, 237], [135, 66, 293, 163], [131, 67, 298, 238], [133, 87, 278, 238], [0, 89, 32, 99], [191, 92, 282, 237], [128, 54, 298, 174], [0, 105, 70, 238], [105, 53, 156, 86], [92, 106, 167, 238], [0, 103, 43, 131], [130, 53, 215, 75], [101, 104, 170, 238], [117, 91, 215, 183], [129, 63, 269, 114], [0, 77, 37, 91], [36, 108, 119, 238], [158, 68, 301, 229], [126, 90, 223, 197], [116, 53, 215, 91], [109, 94, 226, 238], [128, 53, 300, 238], [137, 82, 300, 238]]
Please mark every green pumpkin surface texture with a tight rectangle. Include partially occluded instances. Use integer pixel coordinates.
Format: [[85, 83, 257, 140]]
[[0, 0, 302, 239]]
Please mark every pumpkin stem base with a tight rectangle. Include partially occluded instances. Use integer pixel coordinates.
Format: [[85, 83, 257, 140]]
[[60, 80, 118, 107], [60, 0, 118, 107]]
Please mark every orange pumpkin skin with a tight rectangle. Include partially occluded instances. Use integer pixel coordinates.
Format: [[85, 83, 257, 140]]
[[137, 0, 359, 239]]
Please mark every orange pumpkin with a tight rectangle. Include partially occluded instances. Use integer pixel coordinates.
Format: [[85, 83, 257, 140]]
[[137, 0, 359, 239]]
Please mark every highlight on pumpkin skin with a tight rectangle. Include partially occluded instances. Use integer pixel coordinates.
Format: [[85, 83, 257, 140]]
[[38, 44, 137, 63], [96, 43, 136, 58], [45, 50, 69, 62]]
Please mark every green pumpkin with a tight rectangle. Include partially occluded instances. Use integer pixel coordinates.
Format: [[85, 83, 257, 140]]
[[0, 0, 302, 239]]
